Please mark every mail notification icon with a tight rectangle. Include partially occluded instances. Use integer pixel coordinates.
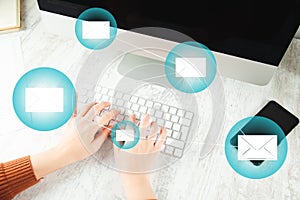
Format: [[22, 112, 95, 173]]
[[25, 88, 64, 112], [82, 21, 110, 39], [116, 130, 134, 142], [175, 57, 206, 78], [238, 135, 277, 160]]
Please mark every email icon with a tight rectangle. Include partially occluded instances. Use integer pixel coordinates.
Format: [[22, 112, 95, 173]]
[[116, 130, 134, 142], [175, 57, 206, 78], [238, 135, 277, 160], [25, 88, 64, 112], [82, 21, 110, 39]]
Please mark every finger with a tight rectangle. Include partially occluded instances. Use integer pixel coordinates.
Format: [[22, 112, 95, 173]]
[[140, 113, 150, 128], [102, 125, 113, 137], [84, 102, 111, 120], [80, 102, 97, 117], [91, 126, 113, 149], [98, 109, 120, 126], [154, 127, 167, 149], [148, 121, 158, 140], [130, 114, 138, 124]]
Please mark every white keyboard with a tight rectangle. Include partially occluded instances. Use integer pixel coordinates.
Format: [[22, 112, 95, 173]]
[[78, 85, 194, 158]]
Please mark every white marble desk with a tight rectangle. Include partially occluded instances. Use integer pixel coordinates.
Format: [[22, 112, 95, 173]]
[[0, 0, 299, 199]]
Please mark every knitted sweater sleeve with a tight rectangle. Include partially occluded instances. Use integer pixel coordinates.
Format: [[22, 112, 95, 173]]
[[0, 156, 40, 200]]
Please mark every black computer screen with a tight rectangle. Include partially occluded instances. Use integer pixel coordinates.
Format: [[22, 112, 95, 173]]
[[38, 0, 300, 66]]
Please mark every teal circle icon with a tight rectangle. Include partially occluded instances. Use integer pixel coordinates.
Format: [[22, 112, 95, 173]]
[[111, 120, 140, 149], [225, 116, 288, 179], [13, 67, 76, 131], [165, 41, 217, 93], [75, 7, 117, 50]]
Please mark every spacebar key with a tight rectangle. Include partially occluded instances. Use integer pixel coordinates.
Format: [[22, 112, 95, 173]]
[[166, 138, 185, 149]]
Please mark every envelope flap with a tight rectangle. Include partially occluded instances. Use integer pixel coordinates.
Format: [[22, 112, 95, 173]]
[[240, 135, 276, 150]]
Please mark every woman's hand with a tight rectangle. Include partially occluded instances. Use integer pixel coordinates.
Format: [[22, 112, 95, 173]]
[[114, 113, 167, 200], [31, 102, 119, 179]]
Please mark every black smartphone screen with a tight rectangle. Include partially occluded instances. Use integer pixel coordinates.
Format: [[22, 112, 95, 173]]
[[230, 100, 299, 166]]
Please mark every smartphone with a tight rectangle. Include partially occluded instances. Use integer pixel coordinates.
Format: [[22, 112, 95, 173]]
[[230, 100, 299, 166]]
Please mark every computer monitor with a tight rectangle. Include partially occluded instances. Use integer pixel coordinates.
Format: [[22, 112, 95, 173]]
[[37, 0, 300, 85]]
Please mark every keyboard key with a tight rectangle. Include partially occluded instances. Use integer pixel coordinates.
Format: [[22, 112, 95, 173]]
[[125, 102, 132, 109], [153, 103, 162, 110], [126, 109, 134, 116], [157, 118, 164, 127], [145, 100, 154, 107], [177, 109, 185, 117], [131, 104, 140, 111], [130, 96, 138, 103], [148, 108, 155, 116], [169, 107, 177, 115], [123, 94, 131, 101], [172, 123, 181, 131], [181, 126, 189, 140], [139, 106, 147, 113], [112, 98, 118, 104], [185, 111, 194, 119], [154, 110, 163, 118], [172, 131, 181, 139], [138, 98, 146, 105], [100, 87, 108, 94], [116, 99, 124, 106], [94, 93, 101, 101], [165, 121, 173, 129], [161, 105, 169, 112], [163, 113, 171, 121], [166, 138, 185, 149], [171, 115, 179, 123], [166, 129, 172, 137], [179, 118, 191, 126], [107, 89, 114, 97], [174, 149, 183, 157], [102, 95, 109, 102], [164, 145, 174, 155], [181, 131, 188, 140], [150, 116, 156, 122], [115, 92, 123, 99]]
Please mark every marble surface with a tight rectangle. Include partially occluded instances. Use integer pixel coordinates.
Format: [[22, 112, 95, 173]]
[[0, 0, 299, 199]]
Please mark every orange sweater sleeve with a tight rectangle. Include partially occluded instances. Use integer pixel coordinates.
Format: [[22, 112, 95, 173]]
[[0, 156, 40, 200]]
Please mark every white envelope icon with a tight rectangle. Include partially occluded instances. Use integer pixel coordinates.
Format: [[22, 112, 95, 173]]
[[116, 130, 134, 142], [175, 57, 206, 78], [238, 135, 277, 160], [82, 21, 110, 39], [25, 88, 64, 112]]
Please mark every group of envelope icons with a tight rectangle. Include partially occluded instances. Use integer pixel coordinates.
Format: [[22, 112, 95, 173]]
[[24, 88, 278, 160], [81, 20, 207, 78]]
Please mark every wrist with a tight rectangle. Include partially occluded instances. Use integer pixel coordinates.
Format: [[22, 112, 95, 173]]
[[120, 173, 156, 200], [31, 145, 76, 179]]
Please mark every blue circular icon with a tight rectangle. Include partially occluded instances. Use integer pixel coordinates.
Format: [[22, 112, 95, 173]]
[[225, 116, 288, 179], [75, 7, 117, 50], [111, 120, 140, 149], [165, 41, 217, 93], [13, 67, 76, 131]]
